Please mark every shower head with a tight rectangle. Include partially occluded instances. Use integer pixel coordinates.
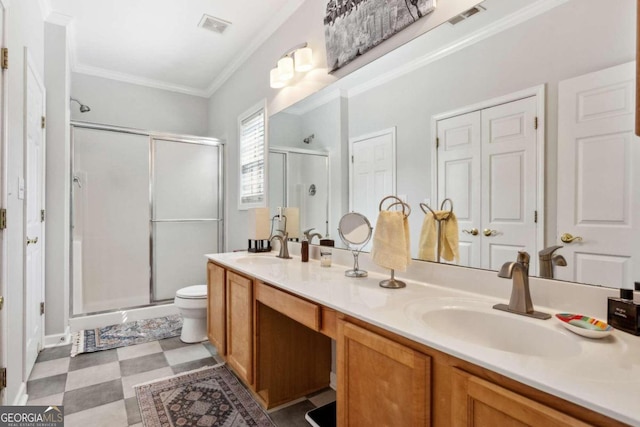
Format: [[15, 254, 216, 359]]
[[70, 97, 91, 113]]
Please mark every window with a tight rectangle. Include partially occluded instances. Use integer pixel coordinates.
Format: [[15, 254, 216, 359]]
[[238, 101, 267, 209]]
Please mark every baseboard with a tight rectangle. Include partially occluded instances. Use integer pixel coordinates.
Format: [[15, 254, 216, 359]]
[[44, 326, 71, 348], [329, 372, 337, 391], [12, 382, 28, 406]]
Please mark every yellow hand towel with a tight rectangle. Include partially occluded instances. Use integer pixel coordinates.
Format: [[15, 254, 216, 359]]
[[418, 211, 459, 262], [371, 210, 411, 272], [418, 212, 437, 261], [440, 212, 459, 262]]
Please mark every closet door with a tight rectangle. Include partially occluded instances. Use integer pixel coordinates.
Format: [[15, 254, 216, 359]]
[[152, 139, 222, 301], [437, 111, 481, 268], [480, 97, 538, 272]]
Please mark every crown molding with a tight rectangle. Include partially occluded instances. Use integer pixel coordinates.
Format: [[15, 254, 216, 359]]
[[46, 11, 73, 26], [348, 0, 570, 98], [204, 0, 306, 97], [72, 62, 210, 98], [285, 89, 346, 116]]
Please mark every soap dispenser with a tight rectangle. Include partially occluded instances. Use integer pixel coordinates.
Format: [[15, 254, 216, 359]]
[[301, 237, 309, 262]]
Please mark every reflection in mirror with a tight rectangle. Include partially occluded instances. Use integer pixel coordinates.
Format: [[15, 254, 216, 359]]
[[268, 0, 639, 289], [268, 148, 329, 240], [338, 212, 373, 277]]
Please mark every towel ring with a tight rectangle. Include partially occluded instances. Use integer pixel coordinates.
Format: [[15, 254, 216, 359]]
[[378, 195, 411, 217], [420, 198, 453, 219]]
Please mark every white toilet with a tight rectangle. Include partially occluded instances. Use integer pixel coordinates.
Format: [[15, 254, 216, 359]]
[[174, 285, 208, 343]]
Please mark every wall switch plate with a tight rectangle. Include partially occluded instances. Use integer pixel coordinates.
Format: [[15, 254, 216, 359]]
[[18, 177, 24, 200]]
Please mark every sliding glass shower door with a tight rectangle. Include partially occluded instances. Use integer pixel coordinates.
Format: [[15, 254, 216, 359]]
[[152, 139, 222, 301], [72, 128, 150, 314], [71, 125, 224, 316]]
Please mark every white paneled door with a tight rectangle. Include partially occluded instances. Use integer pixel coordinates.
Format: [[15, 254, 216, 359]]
[[481, 97, 538, 272], [350, 128, 396, 250], [437, 96, 538, 272], [24, 49, 46, 379], [557, 61, 639, 288], [437, 111, 481, 267]]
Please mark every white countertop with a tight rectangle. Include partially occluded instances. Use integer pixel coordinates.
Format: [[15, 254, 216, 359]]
[[206, 250, 640, 426]]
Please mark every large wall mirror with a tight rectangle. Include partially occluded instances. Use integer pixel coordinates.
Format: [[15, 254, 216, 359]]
[[269, 0, 639, 290]]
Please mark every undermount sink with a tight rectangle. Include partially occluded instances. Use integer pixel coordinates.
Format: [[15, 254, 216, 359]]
[[412, 304, 582, 358], [235, 255, 282, 265]]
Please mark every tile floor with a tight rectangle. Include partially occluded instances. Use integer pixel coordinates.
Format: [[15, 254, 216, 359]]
[[27, 337, 335, 427]]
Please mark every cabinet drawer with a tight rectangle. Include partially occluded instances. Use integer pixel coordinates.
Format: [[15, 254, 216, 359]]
[[320, 307, 337, 339], [256, 282, 320, 331]]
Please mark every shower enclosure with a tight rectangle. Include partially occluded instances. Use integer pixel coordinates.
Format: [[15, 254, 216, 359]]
[[70, 123, 224, 316]]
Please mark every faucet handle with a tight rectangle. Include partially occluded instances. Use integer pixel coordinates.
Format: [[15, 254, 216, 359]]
[[517, 251, 530, 272]]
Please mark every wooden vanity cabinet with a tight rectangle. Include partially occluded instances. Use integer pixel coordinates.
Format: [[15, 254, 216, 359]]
[[225, 270, 254, 385], [338, 317, 625, 427], [206, 262, 226, 355], [337, 320, 431, 426], [451, 369, 589, 427]]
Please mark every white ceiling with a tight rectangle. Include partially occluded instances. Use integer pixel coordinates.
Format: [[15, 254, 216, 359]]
[[47, 0, 306, 97]]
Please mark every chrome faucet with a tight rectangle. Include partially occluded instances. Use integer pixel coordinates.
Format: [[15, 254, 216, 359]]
[[538, 245, 567, 279], [493, 251, 550, 320], [303, 228, 323, 244], [270, 230, 292, 259]]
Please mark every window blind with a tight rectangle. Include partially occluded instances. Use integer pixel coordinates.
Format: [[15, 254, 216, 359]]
[[239, 108, 265, 206]]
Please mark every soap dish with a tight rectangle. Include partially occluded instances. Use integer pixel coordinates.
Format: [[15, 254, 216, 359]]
[[555, 313, 613, 339]]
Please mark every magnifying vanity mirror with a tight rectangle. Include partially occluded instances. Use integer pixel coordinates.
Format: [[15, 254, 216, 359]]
[[338, 212, 373, 277]]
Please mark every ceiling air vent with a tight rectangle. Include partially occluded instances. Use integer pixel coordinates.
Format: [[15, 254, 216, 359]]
[[198, 14, 231, 34], [448, 5, 485, 26]]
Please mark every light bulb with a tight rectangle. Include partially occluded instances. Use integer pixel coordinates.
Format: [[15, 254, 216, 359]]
[[277, 56, 294, 81], [270, 68, 285, 88], [294, 47, 313, 72]]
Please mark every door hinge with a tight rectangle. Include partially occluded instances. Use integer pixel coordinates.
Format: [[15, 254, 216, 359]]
[[534, 117, 538, 130], [351, 155, 354, 164], [0, 296, 3, 310], [40, 302, 45, 315], [41, 116, 46, 129], [0, 208, 6, 230], [1, 48, 7, 70], [0, 367, 6, 390], [41, 209, 45, 222], [436, 137, 440, 149], [534, 210, 538, 223]]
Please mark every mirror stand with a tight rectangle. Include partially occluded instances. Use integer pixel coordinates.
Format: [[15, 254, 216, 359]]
[[346, 251, 367, 277]]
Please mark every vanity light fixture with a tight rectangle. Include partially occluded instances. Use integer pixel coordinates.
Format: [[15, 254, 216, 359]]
[[269, 42, 313, 89]]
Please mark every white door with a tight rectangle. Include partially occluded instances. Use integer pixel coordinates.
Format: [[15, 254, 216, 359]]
[[0, 3, 6, 405], [350, 128, 396, 248], [557, 61, 639, 288], [436, 96, 538, 271], [437, 111, 481, 267], [24, 50, 45, 378], [481, 97, 538, 272]]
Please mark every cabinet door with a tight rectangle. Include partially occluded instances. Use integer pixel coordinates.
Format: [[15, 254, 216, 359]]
[[338, 321, 431, 426], [451, 369, 589, 427], [226, 271, 254, 385], [206, 262, 226, 355]]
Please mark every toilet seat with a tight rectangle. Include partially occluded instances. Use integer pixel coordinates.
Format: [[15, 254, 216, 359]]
[[176, 285, 207, 299]]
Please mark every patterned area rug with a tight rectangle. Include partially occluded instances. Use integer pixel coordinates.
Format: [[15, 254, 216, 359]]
[[135, 364, 275, 427], [71, 315, 183, 357]]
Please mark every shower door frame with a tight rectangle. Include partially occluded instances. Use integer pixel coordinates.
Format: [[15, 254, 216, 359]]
[[70, 121, 225, 318]]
